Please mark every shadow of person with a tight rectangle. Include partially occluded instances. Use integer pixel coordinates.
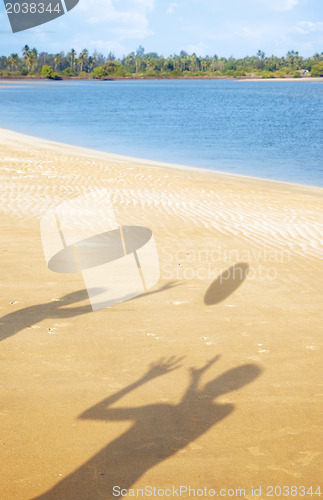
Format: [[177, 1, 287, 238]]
[[34, 356, 262, 499], [0, 282, 180, 343], [0, 289, 98, 343], [204, 263, 249, 305]]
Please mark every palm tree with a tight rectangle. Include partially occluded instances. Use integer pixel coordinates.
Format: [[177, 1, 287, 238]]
[[30, 48, 38, 71], [123, 52, 135, 73], [7, 55, 14, 72], [135, 57, 141, 73], [218, 57, 227, 72], [162, 57, 174, 72], [256, 50, 265, 69], [210, 55, 218, 72], [7, 53, 19, 72], [68, 48, 76, 70], [78, 49, 88, 72], [286, 50, 299, 67], [74, 57, 79, 73], [22, 44, 31, 71], [87, 55, 97, 73], [54, 53, 62, 71], [145, 56, 154, 71], [188, 54, 200, 72], [201, 59, 208, 72], [22, 44, 30, 60], [173, 54, 183, 72], [257, 49, 265, 61]]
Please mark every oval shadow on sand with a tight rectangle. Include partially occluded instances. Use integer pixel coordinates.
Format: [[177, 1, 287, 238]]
[[204, 262, 249, 305]]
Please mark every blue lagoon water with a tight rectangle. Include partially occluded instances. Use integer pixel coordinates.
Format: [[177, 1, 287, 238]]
[[0, 79, 322, 185]]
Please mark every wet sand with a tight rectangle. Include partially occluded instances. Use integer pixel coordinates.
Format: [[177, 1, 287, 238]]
[[0, 128, 322, 499]]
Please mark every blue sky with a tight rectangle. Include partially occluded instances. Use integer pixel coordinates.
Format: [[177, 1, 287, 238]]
[[0, 0, 322, 58]]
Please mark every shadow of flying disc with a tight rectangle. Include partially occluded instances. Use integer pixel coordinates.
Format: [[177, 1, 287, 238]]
[[204, 263, 249, 305]]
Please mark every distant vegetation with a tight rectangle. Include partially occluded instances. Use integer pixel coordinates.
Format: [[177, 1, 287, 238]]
[[1, 45, 323, 80]]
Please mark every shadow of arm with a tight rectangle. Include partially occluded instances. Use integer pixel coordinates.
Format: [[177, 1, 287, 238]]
[[79, 376, 148, 420], [79, 357, 182, 421], [80, 406, 141, 421]]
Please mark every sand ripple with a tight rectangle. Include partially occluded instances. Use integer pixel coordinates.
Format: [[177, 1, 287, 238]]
[[0, 139, 322, 260]]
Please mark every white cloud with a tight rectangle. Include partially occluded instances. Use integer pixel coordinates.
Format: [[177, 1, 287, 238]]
[[235, 27, 262, 39], [275, 0, 298, 11], [78, 0, 155, 39], [110, 23, 154, 39], [134, 0, 155, 9], [249, 0, 299, 12], [86, 39, 126, 55], [182, 42, 209, 56], [290, 21, 323, 35], [167, 2, 179, 15]]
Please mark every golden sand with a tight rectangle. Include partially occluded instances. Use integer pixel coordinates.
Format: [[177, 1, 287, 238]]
[[0, 128, 322, 499]]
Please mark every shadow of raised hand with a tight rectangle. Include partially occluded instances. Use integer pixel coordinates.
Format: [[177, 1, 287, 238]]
[[143, 356, 183, 379]]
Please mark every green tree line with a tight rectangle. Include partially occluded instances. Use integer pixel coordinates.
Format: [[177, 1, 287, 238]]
[[1, 45, 323, 79]]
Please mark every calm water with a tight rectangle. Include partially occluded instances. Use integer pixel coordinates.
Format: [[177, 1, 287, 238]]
[[0, 79, 322, 186]]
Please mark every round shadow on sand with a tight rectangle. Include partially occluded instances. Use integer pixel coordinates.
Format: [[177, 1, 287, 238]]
[[204, 262, 249, 305]]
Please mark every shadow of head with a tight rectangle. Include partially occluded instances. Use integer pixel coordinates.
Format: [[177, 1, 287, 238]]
[[204, 262, 249, 305], [203, 364, 262, 400]]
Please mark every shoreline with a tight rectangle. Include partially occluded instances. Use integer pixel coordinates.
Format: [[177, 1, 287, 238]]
[[1, 76, 323, 83], [1, 127, 322, 191], [1, 126, 322, 262]]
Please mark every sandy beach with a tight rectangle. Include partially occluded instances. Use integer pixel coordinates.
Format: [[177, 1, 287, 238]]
[[0, 128, 322, 500]]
